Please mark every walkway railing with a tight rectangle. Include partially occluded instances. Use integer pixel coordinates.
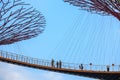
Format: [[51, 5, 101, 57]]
[[0, 50, 120, 72]]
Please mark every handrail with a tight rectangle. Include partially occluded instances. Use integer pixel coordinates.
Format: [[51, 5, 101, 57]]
[[0, 50, 120, 72]]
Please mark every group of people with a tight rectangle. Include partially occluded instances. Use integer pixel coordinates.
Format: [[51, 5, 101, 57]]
[[79, 63, 111, 71], [51, 59, 62, 68], [79, 63, 111, 72], [51, 59, 111, 72]]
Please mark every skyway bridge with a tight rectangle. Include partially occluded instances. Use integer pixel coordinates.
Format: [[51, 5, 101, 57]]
[[0, 50, 120, 80]]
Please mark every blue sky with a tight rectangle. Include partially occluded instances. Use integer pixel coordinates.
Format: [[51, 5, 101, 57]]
[[0, 0, 120, 80]]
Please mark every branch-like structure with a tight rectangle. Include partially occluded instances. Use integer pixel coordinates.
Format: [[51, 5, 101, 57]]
[[0, 0, 46, 45], [64, 0, 120, 20]]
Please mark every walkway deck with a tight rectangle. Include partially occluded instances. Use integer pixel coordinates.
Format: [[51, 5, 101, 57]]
[[0, 50, 120, 80]]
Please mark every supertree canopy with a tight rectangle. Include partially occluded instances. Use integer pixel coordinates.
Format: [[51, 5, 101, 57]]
[[64, 0, 120, 20], [0, 0, 46, 45]]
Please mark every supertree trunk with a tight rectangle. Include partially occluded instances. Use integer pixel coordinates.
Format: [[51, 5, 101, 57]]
[[64, 0, 120, 20], [0, 0, 46, 45]]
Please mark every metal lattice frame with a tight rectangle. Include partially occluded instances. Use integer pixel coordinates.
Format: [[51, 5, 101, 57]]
[[0, 0, 46, 45], [64, 0, 120, 20]]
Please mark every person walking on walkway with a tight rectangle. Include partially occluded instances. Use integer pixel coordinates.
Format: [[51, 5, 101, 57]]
[[59, 60, 62, 68], [56, 61, 59, 68], [79, 64, 83, 70], [51, 59, 54, 67], [107, 65, 110, 72]]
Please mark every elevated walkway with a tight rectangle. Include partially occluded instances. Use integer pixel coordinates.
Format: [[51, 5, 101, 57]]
[[0, 50, 120, 80]]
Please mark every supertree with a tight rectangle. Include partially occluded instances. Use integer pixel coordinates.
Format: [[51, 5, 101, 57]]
[[0, 0, 46, 45], [64, 0, 120, 20]]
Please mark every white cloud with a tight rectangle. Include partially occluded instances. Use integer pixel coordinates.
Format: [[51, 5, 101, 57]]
[[0, 62, 63, 80], [0, 62, 93, 80], [0, 62, 28, 80]]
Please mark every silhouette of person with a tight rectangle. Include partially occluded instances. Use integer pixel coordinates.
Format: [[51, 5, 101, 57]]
[[79, 64, 83, 70], [51, 59, 54, 67], [56, 61, 59, 68], [107, 65, 110, 71], [59, 60, 62, 68]]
